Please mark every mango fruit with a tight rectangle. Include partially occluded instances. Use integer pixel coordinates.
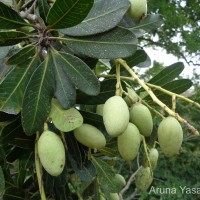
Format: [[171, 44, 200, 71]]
[[124, 88, 139, 106], [110, 193, 120, 200], [96, 104, 104, 116], [130, 103, 153, 137], [127, 0, 147, 20], [135, 166, 153, 191], [114, 174, 126, 189], [158, 116, 183, 157], [38, 130, 65, 176], [74, 123, 106, 149], [103, 96, 129, 137], [118, 123, 141, 161], [143, 148, 159, 170]]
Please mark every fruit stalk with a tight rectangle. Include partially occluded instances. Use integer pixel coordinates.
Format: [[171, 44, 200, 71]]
[[115, 61, 122, 96], [35, 132, 47, 200], [116, 58, 199, 136]]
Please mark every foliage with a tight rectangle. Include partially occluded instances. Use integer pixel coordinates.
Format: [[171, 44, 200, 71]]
[[0, 0, 199, 200]]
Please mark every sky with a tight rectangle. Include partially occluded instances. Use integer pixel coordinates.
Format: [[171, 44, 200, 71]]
[[144, 47, 200, 79]]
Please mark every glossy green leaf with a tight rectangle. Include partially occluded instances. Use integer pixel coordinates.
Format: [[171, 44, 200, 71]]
[[62, 0, 130, 36], [0, 166, 5, 196], [91, 157, 121, 194], [0, 46, 10, 59], [76, 79, 127, 105], [51, 50, 100, 96], [52, 52, 76, 109], [0, 55, 39, 114], [6, 45, 36, 65], [47, 0, 94, 29], [148, 62, 185, 86], [0, 2, 28, 29], [63, 27, 138, 59], [49, 98, 83, 132], [38, 0, 50, 22], [0, 31, 30, 46], [22, 55, 55, 135]]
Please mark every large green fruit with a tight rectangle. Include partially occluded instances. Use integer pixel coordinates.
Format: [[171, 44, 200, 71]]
[[74, 123, 106, 149], [118, 123, 141, 161], [143, 148, 159, 170], [135, 166, 153, 191], [158, 116, 183, 157], [38, 130, 65, 176], [114, 174, 126, 189], [127, 0, 147, 20], [110, 193, 120, 200], [124, 88, 139, 106], [130, 103, 153, 137], [103, 96, 129, 137]]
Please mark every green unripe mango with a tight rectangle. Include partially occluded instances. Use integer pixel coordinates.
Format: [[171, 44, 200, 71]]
[[103, 96, 129, 137], [118, 123, 141, 161], [143, 148, 159, 170], [100, 195, 106, 200], [96, 104, 104, 116], [135, 166, 153, 191], [110, 193, 120, 200], [130, 103, 153, 137], [124, 88, 139, 107], [158, 116, 183, 157], [74, 123, 106, 149], [38, 130, 65, 176], [127, 0, 147, 20], [114, 174, 126, 189]]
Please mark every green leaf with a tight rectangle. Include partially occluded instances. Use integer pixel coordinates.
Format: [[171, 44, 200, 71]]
[[0, 166, 5, 196], [0, 31, 30, 46], [49, 98, 83, 132], [38, 0, 50, 22], [0, 55, 39, 114], [0, 2, 28, 29], [148, 62, 185, 86], [52, 51, 76, 109], [6, 45, 36, 65], [22, 55, 55, 135], [47, 0, 94, 29], [76, 79, 127, 105], [63, 27, 138, 59], [91, 157, 121, 194], [62, 0, 130, 36], [0, 46, 10, 59], [3, 186, 25, 200], [51, 50, 100, 96], [99, 139, 119, 157]]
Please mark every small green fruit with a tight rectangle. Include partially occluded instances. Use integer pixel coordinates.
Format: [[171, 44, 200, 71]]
[[96, 104, 104, 116], [143, 148, 159, 170], [118, 123, 141, 161], [110, 193, 120, 200], [130, 103, 153, 137], [114, 174, 126, 189], [74, 123, 106, 149], [127, 0, 147, 20], [38, 130, 65, 176], [135, 166, 153, 191], [158, 116, 183, 157], [124, 88, 139, 106], [103, 96, 129, 137]]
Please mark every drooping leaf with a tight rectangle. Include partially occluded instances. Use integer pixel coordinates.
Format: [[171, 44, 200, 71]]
[[49, 98, 83, 132], [0, 55, 39, 114], [148, 62, 185, 86], [62, 27, 138, 59], [51, 51, 76, 108], [51, 50, 100, 96], [47, 0, 94, 29], [0, 2, 28, 29], [91, 157, 121, 194], [76, 79, 127, 105], [62, 0, 130, 36], [6, 45, 36, 65], [22, 55, 55, 135], [38, 0, 50, 22], [0, 31, 30, 46], [0, 166, 5, 196]]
